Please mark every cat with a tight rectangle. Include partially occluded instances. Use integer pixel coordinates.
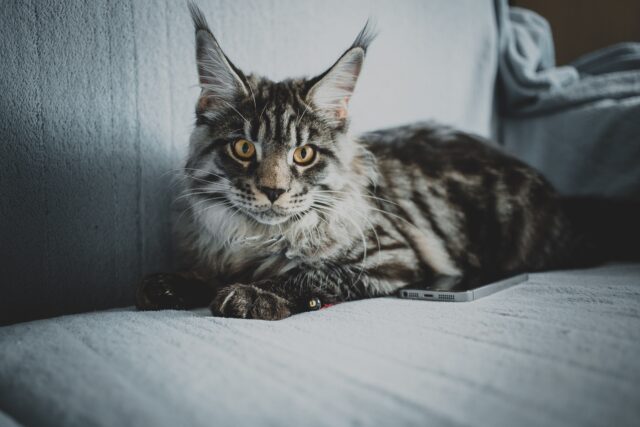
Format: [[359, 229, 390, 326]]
[[135, 2, 596, 320]]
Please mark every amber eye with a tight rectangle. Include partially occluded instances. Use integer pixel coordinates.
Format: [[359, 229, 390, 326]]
[[293, 145, 316, 166], [232, 139, 255, 160]]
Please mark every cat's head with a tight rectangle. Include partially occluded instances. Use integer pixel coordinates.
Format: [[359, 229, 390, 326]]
[[184, 2, 376, 240]]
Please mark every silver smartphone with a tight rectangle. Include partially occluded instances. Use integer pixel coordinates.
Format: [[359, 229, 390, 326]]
[[397, 273, 528, 302]]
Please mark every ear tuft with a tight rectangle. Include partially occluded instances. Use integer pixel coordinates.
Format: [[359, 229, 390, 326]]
[[188, 1, 248, 111], [350, 19, 378, 53], [187, 0, 210, 34], [306, 20, 377, 125]]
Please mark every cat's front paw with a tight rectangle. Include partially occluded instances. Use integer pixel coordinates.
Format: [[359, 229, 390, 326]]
[[211, 284, 292, 320]]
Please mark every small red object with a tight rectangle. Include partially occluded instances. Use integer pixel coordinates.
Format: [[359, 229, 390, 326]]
[[306, 297, 339, 311]]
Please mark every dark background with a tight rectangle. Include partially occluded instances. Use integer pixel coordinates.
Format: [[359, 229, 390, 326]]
[[511, 0, 640, 64]]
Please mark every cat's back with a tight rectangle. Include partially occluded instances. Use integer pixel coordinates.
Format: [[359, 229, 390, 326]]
[[361, 121, 530, 178], [359, 121, 572, 275], [360, 121, 553, 200]]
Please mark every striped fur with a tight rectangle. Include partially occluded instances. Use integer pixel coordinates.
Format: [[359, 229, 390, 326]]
[[136, 3, 584, 320]]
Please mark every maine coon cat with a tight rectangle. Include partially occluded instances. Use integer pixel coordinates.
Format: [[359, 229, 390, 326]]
[[136, 3, 595, 320]]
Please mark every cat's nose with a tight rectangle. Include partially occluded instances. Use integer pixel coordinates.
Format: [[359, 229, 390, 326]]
[[258, 186, 286, 203]]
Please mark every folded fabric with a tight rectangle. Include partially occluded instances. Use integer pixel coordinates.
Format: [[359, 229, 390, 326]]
[[573, 43, 640, 76], [496, 0, 640, 199], [495, 0, 640, 116]]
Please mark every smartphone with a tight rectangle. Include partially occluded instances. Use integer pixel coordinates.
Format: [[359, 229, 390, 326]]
[[397, 273, 528, 302]]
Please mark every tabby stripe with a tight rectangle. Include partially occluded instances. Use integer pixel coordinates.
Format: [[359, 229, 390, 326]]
[[391, 201, 459, 276], [295, 125, 304, 147], [273, 109, 283, 143], [307, 126, 319, 141], [199, 138, 228, 160], [250, 116, 260, 141], [347, 247, 416, 272], [410, 191, 451, 254], [315, 147, 337, 159], [263, 111, 272, 141], [286, 113, 296, 145]]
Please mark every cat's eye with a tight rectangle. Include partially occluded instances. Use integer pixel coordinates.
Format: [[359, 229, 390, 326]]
[[293, 145, 316, 166], [232, 139, 255, 160]]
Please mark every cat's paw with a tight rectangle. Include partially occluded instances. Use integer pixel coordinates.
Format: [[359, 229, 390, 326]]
[[210, 284, 292, 320], [136, 273, 211, 311]]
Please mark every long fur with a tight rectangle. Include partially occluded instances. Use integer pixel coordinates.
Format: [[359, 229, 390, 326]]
[[136, 3, 612, 320]]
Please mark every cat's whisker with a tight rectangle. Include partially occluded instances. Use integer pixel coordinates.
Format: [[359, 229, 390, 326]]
[[310, 196, 380, 250], [310, 201, 369, 287], [159, 168, 198, 191], [313, 194, 393, 257], [193, 203, 242, 247], [258, 102, 268, 122], [177, 194, 232, 224], [180, 178, 230, 191], [185, 178, 231, 192], [315, 192, 416, 229], [247, 83, 257, 114], [219, 99, 249, 124], [193, 204, 236, 229], [160, 168, 183, 179], [310, 215, 328, 256], [298, 213, 314, 251], [173, 190, 228, 204], [177, 182, 231, 199], [295, 101, 313, 127], [187, 197, 232, 218], [183, 180, 229, 190], [313, 189, 399, 207], [193, 198, 233, 216], [311, 195, 375, 233], [183, 168, 233, 184]]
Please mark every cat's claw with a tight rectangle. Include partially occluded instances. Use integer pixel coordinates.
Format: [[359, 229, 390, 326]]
[[211, 284, 292, 320]]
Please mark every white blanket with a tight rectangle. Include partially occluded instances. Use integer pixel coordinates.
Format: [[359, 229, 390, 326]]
[[1, 264, 639, 427]]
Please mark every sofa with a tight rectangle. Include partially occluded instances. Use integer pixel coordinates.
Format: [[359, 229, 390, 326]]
[[1, 1, 639, 426]]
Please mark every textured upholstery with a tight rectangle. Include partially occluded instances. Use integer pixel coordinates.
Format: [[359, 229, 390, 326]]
[[0, 0, 498, 325], [1, 264, 639, 427]]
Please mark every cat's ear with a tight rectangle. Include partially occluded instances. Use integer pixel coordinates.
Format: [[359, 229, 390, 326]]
[[188, 2, 248, 112], [306, 21, 377, 124]]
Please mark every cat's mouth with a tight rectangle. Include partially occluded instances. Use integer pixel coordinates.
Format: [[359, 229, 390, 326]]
[[242, 206, 293, 225]]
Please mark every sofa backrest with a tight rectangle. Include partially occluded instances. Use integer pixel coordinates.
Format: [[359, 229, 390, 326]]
[[0, 0, 498, 324]]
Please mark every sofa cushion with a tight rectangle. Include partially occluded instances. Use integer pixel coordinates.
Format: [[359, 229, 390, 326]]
[[1, 264, 639, 427]]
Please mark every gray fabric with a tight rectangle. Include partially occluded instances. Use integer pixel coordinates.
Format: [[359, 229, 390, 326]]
[[572, 43, 640, 76], [496, 4, 640, 115], [0, 412, 21, 427], [0, 0, 499, 325], [495, 3, 640, 198], [1, 264, 639, 427], [502, 99, 640, 198]]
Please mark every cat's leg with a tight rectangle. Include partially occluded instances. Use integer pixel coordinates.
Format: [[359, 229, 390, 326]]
[[136, 271, 214, 310], [210, 280, 294, 320], [210, 264, 399, 320]]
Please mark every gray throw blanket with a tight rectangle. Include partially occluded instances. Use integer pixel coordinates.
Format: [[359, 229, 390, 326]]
[[495, 0, 640, 199]]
